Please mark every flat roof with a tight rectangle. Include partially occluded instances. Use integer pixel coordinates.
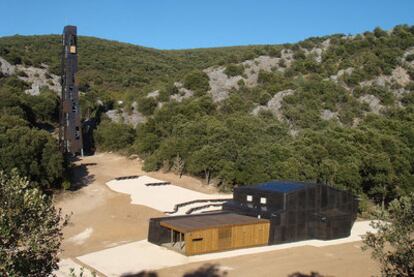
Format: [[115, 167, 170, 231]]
[[240, 181, 318, 193], [160, 213, 269, 233], [256, 181, 305, 192]]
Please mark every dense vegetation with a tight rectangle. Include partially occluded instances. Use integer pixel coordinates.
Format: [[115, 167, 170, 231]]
[[0, 171, 67, 275], [363, 193, 414, 276], [1, 25, 413, 210], [0, 34, 283, 99], [0, 75, 63, 191]]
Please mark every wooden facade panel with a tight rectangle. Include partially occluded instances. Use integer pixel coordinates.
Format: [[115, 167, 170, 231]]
[[185, 221, 270, 255]]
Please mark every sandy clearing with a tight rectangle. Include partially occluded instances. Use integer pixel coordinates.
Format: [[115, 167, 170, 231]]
[[55, 152, 221, 259], [157, 241, 379, 277], [76, 221, 375, 276], [106, 177, 231, 212], [55, 152, 380, 276]]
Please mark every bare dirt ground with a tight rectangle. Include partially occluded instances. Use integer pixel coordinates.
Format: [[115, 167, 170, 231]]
[[156, 241, 379, 277], [55, 152, 379, 276], [54, 152, 219, 258]]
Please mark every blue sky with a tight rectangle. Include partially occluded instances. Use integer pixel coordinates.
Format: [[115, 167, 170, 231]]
[[0, 0, 413, 49]]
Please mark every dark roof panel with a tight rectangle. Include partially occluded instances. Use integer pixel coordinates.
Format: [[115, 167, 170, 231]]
[[254, 181, 308, 193], [160, 213, 269, 233]]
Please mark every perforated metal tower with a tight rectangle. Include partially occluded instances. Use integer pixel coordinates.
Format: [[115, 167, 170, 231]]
[[60, 25, 83, 155]]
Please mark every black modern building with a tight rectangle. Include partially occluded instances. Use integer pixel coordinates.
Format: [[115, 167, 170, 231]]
[[223, 181, 358, 243], [60, 25, 83, 155], [148, 180, 358, 255]]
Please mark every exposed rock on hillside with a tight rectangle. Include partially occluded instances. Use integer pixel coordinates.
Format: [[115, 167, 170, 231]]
[[170, 82, 194, 102], [0, 56, 60, 95], [403, 47, 414, 66], [392, 66, 410, 87], [0, 56, 15, 75], [205, 53, 294, 102], [359, 95, 384, 114], [204, 66, 243, 102], [105, 102, 145, 127], [146, 90, 159, 98], [242, 55, 288, 85], [320, 109, 339, 121], [252, 89, 295, 120], [302, 39, 331, 63], [330, 67, 354, 83], [360, 67, 410, 88]]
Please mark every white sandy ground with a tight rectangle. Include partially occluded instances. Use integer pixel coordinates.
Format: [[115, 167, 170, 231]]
[[75, 221, 376, 277], [106, 176, 231, 213], [55, 258, 95, 277]]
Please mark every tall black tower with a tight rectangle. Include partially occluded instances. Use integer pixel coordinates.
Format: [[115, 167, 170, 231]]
[[60, 25, 83, 155]]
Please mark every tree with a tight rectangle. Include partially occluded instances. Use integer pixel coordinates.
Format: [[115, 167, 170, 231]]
[[183, 70, 210, 93], [0, 171, 68, 276], [362, 193, 414, 277], [361, 153, 396, 210], [0, 125, 64, 191], [94, 120, 135, 151], [137, 97, 158, 116], [172, 153, 185, 178], [187, 145, 220, 184]]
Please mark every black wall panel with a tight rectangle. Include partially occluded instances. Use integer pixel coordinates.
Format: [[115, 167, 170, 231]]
[[223, 181, 358, 244]]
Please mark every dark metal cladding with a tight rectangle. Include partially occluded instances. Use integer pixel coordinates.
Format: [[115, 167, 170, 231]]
[[223, 181, 358, 244], [148, 181, 358, 251], [60, 25, 83, 155]]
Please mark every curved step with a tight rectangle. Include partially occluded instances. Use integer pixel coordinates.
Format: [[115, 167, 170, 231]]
[[115, 175, 140, 180], [145, 182, 171, 186], [166, 198, 232, 215], [186, 203, 224, 214]]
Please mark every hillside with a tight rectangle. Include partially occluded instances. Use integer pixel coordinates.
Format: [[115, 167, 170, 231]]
[[1, 25, 414, 209]]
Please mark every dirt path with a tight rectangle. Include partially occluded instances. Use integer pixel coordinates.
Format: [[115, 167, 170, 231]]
[[54, 152, 217, 258]]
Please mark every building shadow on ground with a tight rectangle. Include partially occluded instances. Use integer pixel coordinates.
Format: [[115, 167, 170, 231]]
[[68, 162, 96, 191], [120, 265, 328, 277], [288, 272, 327, 277], [121, 264, 227, 277]]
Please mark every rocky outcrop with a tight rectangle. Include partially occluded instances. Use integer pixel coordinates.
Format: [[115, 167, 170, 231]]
[[203, 66, 243, 102], [320, 109, 339, 121], [391, 66, 411, 87], [252, 89, 295, 120], [198, 41, 333, 103], [330, 67, 354, 83], [170, 82, 194, 102], [204, 53, 293, 103], [0, 56, 15, 75], [146, 90, 159, 98], [105, 102, 146, 127], [359, 95, 384, 114], [302, 39, 331, 63], [360, 66, 411, 88], [0, 56, 61, 95], [403, 47, 414, 66]]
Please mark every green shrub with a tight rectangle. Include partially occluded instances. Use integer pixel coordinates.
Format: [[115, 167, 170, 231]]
[[406, 54, 414, 62], [137, 96, 158, 116], [224, 64, 244, 77], [183, 70, 210, 93], [259, 92, 272, 105], [94, 121, 135, 151]]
